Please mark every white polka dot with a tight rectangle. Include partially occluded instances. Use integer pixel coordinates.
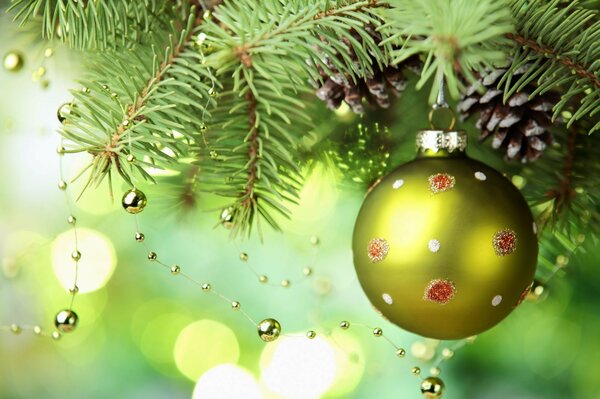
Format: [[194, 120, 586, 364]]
[[428, 239, 441, 253], [474, 171, 487, 181], [533, 222, 537, 235], [382, 293, 393, 305], [392, 179, 404, 189], [492, 295, 503, 306]]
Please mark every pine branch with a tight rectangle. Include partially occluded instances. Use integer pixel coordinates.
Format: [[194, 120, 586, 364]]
[[8, 0, 170, 49], [382, 0, 514, 102], [502, 0, 600, 132], [198, 0, 394, 236], [60, 7, 217, 197]]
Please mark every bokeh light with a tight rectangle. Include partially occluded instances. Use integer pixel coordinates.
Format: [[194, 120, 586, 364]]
[[174, 319, 240, 381], [328, 330, 366, 397], [51, 228, 116, 293], [193, 364, 262, 399], [260, 335, 337, 399]]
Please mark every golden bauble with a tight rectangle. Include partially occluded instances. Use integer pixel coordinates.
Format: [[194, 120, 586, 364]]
[[352, 130, 537, 340], [420, 376, 445, 398], [3, 51, 24, 72], [122, 188, 148, 214], [54, 309, 79, 333], [257, 318, 281, 342]]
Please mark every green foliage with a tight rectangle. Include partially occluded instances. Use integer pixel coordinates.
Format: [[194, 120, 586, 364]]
[[521, 118, 600, 278], [60, 10, 217, 198], [197, 0, 395, 236], [503, 0, 600, 131], [8, 0, 167, 49], [382, 0, 514, 102]]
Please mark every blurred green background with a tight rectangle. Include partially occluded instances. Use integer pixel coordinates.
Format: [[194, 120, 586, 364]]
[[1, 10, 600, 399]]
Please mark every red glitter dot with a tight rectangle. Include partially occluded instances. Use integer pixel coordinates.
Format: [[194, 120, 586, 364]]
[[516, 282, 533, 306], [428, 173, 455, 194], [368, 238, 389, 263], [424, 279, 456, 305], [493, 229, 518, 256]]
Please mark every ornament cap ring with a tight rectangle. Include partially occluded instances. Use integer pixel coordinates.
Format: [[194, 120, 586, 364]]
[[416, 130, 467, 155], [428, 107, 456, 130]]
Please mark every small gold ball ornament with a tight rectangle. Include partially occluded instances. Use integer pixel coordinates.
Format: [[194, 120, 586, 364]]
[[220, 206, 236, 229], [353, 130, 537, 339], [527, 279, 547, 302], [3, 51, 24, 72], [122, 188, 148, 214], [57, 103, 72, 123], [420, 376, 445, 398], [54, 309, 79, 333], [257, 318, 281, 342]]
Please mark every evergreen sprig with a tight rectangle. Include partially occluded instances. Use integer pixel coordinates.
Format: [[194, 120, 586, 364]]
[[8, 0, 166, 49], [60, 9, 217, 198], [503, 0, 600, 132], [198, 0, 394, 236], [382, 0, 514, 102]]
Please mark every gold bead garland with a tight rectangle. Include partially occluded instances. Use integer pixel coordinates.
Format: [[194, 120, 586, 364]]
[[0, 135, 81, 340], [233, 237, 319, 288]]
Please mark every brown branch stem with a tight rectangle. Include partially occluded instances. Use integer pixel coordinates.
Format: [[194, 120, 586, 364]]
[[242, 90, 259, 206], [505, 32, 600, 89]]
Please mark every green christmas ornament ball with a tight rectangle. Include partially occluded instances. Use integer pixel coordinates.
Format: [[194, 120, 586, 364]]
[[352, 130, 538, 340]]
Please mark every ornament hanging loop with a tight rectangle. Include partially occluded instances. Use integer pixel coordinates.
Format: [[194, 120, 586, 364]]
[[429, 75, 456, 131]]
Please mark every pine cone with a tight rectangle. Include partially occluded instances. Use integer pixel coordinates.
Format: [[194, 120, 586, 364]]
[[458, 65, 559, 162], [315, 26, 421, 114]]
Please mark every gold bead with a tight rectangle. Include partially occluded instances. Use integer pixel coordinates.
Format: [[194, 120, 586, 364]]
[[148, 252, 157, 261], [220, 206, 236, 229], [67, 215, 76, 224], [203, 9, 212, 19], [306, 330, 317, 339], [208, 87, 217, 97], [310, 236, 320, 246], [373, 327, 383, 337], [121, 119, 130, 128], [44, 48, 54, 58], [10, 324, 21, 334], [303, 267, 313, 276], [52, 331, 61, 340], [82, 87, 91, 94], [527, 279, 547, 302], [3, 51, 24, 72], [57, 103, 72, 123], [33, 326, 42, 335], [430, 367, 441, 377], [122, 188, 148, 214], [396, 348, 406, 358], [210, 150, 219, 160], [71, 250, 81, 261], [239, 252, 249, 262], [111, 92, 119, 99], [201, 283, 211, 292], [69, 285, 79, 294], [412, 366, 421, 376], [57, 145, 66, 155], [420, 376, 444, 398], [135, 232, 145, 242], [257, 318, 281, 342], [54, 309, 78, 333], [231, 301, 241, 310], [170, 265, 181, 275], [58, 180, 67, 190], [441, 348, 454, 359], [339, 321, 350, 329], [281, 279, 290, 288], [126, 154, 136, 163], [200, 123, 208, 133], [259, 275, 268, 284]]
